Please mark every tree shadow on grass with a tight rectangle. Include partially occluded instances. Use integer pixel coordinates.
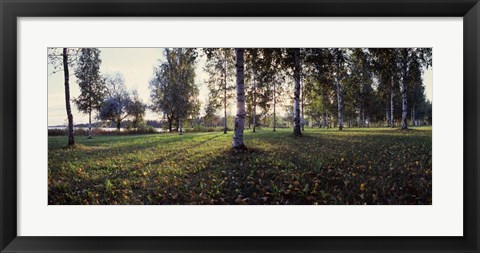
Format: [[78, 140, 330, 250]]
[[48, 130, 432, 205], [52, 133, 221, 166], [147, 133, 223, 166]]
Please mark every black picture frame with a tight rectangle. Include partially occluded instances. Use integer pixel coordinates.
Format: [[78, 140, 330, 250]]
[[1, 0, 479, 252]]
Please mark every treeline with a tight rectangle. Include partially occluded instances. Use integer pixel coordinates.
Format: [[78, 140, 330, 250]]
[[50, 119, 163, 129], [49, 48, 148, 144], [200, 48, 432, 133], [49, 47, 431, 148]]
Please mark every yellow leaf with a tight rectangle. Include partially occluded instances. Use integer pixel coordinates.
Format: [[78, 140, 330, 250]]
[[360, 183, 366, 191]]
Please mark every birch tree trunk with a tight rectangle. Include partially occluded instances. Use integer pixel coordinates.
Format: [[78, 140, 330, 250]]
[[324, 110, 328, 128], [293, 48, 302, 136], [361, 106, 365, 127], [335, 76, 343, 131], [232, 48, 246, 149], [167, 116, 173, 132], [301, 79, 305, 131], [386, 106, 390, 127], [401, 57, 409, 130], [411, 106, 415, 126], [273, 84, 277, 132], [62, 48, 75, 146], [223, 52, 228, 134], [253, 75, 256, 133], [390, 76, 395, 128], [88, 110, 92, 138], [178, 113, 183, 135]]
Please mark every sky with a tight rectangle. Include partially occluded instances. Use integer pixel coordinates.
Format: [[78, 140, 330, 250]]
[[47, 48, 433, 126], [48, 48, 209, 126]]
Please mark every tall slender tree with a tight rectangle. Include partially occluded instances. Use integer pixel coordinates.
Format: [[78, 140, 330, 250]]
[[293, 48, 302, 136], [331, 49, 348, 130], [232, 48, 246, 149], [304, 48, 333, 129], [48, 48, 79, 146], [407, 53, 424, 126], [62, 48, 75, 145], [399, 48, 410, 129], [244, 49, 262, 133], [344, 48, 374, 127], [256, 49, 284, 131], [203, 48, 235, 134], [400, 48, 432, 129], [271, 73, 285, 131], [370, 48, 400, 128], [73, 48, 105, 138]]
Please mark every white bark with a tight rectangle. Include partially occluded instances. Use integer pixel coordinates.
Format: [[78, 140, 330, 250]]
[[335, 76, 343, 130], [293, 49, 302, 136], [253, 75, 256, 133], [179, 114, 183, 135], [273, 82, 276, 131], [88, 111, 92, 138], [301, 79, 305, 131], [390, 76, 395, 128], [63, 48, 75, 146], [232, 49, 246, 149], [401, 53, 409, 130], [223, 51, 228, 134]]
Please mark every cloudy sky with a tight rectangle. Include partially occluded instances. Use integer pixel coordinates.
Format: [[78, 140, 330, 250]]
[[47, 48, 433, 126]]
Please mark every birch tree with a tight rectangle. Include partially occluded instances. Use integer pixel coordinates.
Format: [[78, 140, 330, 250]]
[[345, 49, 374, 127], [245, 49, 271, 133], [293, 48, 302, 136], [73, 48, 105, 138], [254, 49, 284, 131], [407, 54, 424, 126], [400, 48, 432, 129], [305, 48, 334, 129], [399, 49, 410, 129], [150, 48, 199, 134], [331, 49, 348, 130], [244, 49, 259, 132], [232, 48, 246, 149], [203, 48, 235, 134], [62, 49, 75, 145], [271, 72, 285, 131], [370, 48, 400, 128], [48, 48, 79, 146]]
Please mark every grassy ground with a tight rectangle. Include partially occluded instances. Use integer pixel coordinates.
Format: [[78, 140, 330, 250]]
[[48, 127, 432, 205]]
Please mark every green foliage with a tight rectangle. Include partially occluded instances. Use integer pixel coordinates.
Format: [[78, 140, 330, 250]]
[[203, 48, 236, 127], [150, 48, 200, 132], [128, 90, 147, 128], [203, 95, 221, 127], [98, 73, 131, 129], [48, 127, 157, 137], [73, 48, 106, 115], [49, 127, 432, 205]]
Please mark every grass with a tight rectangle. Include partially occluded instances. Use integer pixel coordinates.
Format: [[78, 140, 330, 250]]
[[48, 126, 432, 205]]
